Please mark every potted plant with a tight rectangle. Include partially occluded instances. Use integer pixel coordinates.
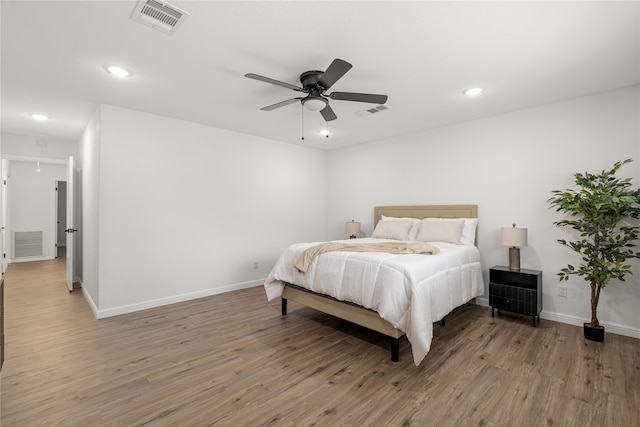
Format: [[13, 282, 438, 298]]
[[548, 159, 640, 341]]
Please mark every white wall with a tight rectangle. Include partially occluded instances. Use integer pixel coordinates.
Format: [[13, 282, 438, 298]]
[[7, 161, 67, 260], [325, 85, 640, 337], [79, 109, 101, 308], [84, 104, 325, 316]]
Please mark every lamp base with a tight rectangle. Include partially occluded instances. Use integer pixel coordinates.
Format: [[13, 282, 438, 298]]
[[508, 247, 521, 270]]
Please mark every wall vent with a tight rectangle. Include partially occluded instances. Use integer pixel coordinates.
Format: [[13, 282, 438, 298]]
[[355, 105, 391, 117], [14, 231, 43, 259], [131, 0, 189, 35]]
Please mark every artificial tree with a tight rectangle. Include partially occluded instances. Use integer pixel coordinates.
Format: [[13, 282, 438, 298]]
[[548, 159, 640, 340]]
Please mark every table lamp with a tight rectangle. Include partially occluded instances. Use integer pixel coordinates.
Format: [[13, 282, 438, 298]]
[[345, 220, 360, 239], [501, 223, 528, 270]]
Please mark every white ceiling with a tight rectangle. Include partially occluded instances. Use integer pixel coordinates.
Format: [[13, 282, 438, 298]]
[[2, 1, 639, 150]]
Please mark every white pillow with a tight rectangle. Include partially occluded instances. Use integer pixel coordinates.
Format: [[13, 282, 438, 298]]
[[372, 219, 414, 240], [417, 219, 465, 244], [381, 215, 421, 240], [421, 218, 478, 245]]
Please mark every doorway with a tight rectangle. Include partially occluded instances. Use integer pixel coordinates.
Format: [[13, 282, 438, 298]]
[[55, 181, 67, 259], [1, 157, 70, 265]]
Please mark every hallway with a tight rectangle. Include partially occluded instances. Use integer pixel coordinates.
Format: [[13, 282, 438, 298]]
[[0, 253, 91, 424]]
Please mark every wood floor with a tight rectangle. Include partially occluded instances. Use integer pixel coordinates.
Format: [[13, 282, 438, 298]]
[[1, 256, 638, 426]]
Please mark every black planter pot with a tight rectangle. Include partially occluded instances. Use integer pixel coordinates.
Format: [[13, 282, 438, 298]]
[[584, 323, 605, 342]]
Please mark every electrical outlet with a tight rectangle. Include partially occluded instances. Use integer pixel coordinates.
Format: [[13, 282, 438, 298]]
[[253, 261, 259, 269], [558, 285, 567, 297]]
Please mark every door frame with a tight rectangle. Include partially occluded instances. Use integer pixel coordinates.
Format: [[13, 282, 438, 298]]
[[1, 159, 9, 273], [1, 155, 69, 267], [65, 156, 76, 291]]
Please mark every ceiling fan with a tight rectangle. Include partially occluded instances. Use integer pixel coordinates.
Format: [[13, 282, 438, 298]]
[[245, 58, 388, 122]]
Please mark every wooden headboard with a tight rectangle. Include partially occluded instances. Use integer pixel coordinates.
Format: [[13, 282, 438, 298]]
[[374, 204, 478, 225], [374, 205, 479, 245]]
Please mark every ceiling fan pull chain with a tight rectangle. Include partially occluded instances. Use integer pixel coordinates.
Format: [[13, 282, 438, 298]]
[[301, 106, 305, 140]]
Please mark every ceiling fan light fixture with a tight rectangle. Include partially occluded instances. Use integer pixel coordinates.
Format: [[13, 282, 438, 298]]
[[302, 96, 327, 112]]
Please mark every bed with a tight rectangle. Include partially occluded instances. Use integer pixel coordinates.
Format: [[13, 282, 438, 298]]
[[263, 205, 484, 365]]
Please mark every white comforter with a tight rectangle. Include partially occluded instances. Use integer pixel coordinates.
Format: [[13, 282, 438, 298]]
[[264, 238, 485, 366]]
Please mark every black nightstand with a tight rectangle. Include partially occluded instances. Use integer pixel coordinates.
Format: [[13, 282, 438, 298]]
[[489, 266, 542, 327]]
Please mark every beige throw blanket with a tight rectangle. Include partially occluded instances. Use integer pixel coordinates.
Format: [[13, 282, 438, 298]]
[[294, 241, 440, 273]]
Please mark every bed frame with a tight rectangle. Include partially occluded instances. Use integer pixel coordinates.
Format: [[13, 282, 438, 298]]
[[281, 204, 479, 362]]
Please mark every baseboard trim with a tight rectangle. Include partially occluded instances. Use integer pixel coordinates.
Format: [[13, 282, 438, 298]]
[[82, 285, 640, 339], [91, 279, 266, 319], [540, 310, 640, 339], [9, 256, 56, 263], [476, 297, 489, 307], [476, 296, 639, 339], [80, 281, 100, 319]]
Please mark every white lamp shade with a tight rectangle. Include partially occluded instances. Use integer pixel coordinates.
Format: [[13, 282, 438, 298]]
[[501, 226, 528, 247], [302, 97, 327, 111], [345, 221, 361, 237]]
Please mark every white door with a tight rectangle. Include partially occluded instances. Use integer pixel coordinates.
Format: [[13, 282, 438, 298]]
[[66, 156, 75, 292]]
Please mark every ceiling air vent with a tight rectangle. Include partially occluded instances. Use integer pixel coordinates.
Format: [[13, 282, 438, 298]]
[[355, 105, 391, 117], [131, 0, 189, 35]]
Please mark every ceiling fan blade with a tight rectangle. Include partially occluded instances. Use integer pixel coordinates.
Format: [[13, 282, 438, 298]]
[[317, 59, 352, 89], [245, 73, 302, 91], [260, 98, 302, 111], [320, 104, 337, 122], [329, 92, 388, 104]]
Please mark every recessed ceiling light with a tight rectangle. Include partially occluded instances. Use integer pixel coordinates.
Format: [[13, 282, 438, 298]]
[[30, 113, 49, 121], [463, 87, 484, 96], [104, 65, 133, 78]]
